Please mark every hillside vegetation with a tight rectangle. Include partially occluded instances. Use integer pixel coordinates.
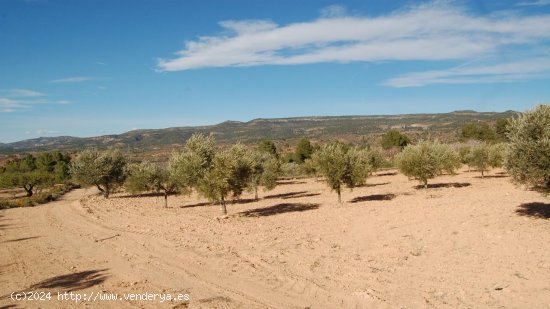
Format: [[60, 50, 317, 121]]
[[0, 110, 516, 155]]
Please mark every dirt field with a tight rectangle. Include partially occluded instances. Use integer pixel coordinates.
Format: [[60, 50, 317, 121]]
[[1, 169, 549, 308]]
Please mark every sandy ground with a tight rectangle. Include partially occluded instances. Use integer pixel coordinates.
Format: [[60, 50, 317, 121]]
[[1, 168, 549, 308]]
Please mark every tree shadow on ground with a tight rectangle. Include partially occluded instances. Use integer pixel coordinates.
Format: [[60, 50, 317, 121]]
[[350, 194, 396, 203], [239, 203, 320, 217], [414, 182, 471, 189], [264, 191, 306, 199], [29, 269, 109, 292], [0, 269, 109, 301], [181, 201, 212, 208], [114, 192, 165, 199], [1, 236, 41, 243], [276, 180, 307, 186], [516, 202, 550, 219], [230, 198, 256, 205], [474, 175, 509, 179], [376, 172, 398, 176], [357, 182, 390, 188], [264, 191, 320, 199]]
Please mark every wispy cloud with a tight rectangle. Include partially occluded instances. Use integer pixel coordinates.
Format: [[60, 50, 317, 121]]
[[0, 98, 29, 113], [1, 88, 45, 97], [49, 76, 94, 83], [0, 88, 70, 112], [157, 2, 550, 72], [516, 0, 550, 6], [383, 58, 550, 87]]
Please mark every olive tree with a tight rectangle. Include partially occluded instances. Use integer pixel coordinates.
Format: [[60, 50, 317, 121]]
[[125, 162, 181, 208], [197, 144, 253, 215], [458, 146, 473, 172], [470, 144, 491, 177], [395, 141, 460, 188], [469, 143, 506, 178], [169, 133, 216, 190], [70, 149, 126, 198], [249, 151, 280, 200], [505, 104, 550, 193], [312, 143, 373, 203]]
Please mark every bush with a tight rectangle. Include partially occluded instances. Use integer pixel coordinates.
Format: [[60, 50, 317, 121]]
[[396, 141, 460, 188], [381, 130, 410, 150], [506, 104, 550, 193], [460, 122, 496, 141]]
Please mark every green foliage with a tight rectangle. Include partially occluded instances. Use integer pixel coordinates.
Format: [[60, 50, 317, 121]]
[[258, 139, 278, 158], [294, 138, 313, 163], [0, 183, 78, 209], [280, 162, 300, 178], [495, 118, 511, 141], [469, 144, 491, 177], [311, 143, 373, 202], [381, 130, 410, 150], [365, 149, 386, 170], [505, 104, 550, 193], [0, 151, 69, 197], [460, 122, 496, 141], [70, 149, 126, 198], [249, 151, 280, 199], [458, 146, 472, 165], [395, 141, 460, 188], [0, 170, 54, 197], [126, 161, 180, 207], [169, 133, 216, 190], [469, 143, 506, 177], [197, 144, 253, 214]]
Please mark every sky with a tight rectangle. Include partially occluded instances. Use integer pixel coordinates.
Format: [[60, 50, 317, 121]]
[[1, 0, 549, 143]]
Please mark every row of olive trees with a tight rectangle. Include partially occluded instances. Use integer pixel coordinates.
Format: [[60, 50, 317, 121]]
[[68, 105, 549, 211], [395, 105, 549, 193], [70, 134, 281, 213], [395, 141, 507, 188]]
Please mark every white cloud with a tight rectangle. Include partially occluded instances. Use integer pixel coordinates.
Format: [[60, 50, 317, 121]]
[[320, 5, 347, 18], [0, 89, 71, 112], [0, 98, 28, 112], [157, 2, 550, 72], [383, 58, 550, 87], [517, 0, 550, 6], [49, 76, 94, 83], [1, 88, 44, 97]]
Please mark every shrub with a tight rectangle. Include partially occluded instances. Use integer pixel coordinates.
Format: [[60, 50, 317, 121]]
[[381, 130, 410, 150], [294, 138, 313, 163], [460, 122, 496, 141], [396, 141, 460, 188], [505, 104, 550, 193]]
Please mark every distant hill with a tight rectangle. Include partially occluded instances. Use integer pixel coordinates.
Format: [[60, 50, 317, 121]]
[[0, 110, 518, 155]]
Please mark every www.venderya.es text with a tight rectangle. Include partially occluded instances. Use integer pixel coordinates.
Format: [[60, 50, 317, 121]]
[[11, 291, 190, 303]]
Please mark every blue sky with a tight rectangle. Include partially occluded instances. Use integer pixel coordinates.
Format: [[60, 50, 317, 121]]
[[1, 0, 549, 143]]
